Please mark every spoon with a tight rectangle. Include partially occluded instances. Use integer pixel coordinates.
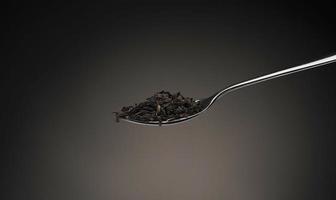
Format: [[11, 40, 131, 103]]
[[121, 54, 336, 126]]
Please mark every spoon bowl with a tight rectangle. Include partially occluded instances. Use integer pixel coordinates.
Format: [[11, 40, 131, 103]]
[[119, 99, 209, 126]]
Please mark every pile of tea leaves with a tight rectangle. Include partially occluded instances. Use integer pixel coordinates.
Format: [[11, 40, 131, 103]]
[[115, 91, 203, 125]]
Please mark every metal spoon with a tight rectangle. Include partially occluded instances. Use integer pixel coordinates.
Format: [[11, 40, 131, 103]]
[[121, 54, 336, 126]]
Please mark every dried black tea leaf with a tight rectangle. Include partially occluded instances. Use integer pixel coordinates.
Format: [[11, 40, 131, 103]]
[[115, 91, 203, 125]]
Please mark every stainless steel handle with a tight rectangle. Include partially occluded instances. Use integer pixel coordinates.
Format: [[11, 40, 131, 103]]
[[214, 54, 336, 101]]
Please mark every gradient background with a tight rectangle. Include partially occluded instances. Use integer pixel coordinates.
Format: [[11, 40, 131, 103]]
[[3, 2, 336, 200]]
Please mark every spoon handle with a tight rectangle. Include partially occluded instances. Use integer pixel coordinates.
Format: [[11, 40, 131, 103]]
[[215, 54, 336, 100]]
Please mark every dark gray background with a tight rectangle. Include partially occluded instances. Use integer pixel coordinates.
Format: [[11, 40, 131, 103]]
[[3, 2, 336, 200]]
